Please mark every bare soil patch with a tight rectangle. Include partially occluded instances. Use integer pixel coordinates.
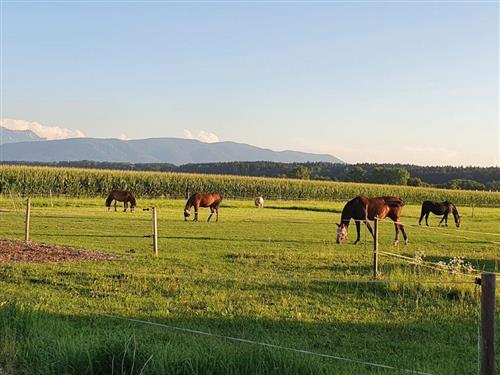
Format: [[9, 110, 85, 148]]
[[0, 240, 117, 264]]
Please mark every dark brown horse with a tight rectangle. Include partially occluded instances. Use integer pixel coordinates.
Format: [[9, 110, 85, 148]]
[[419, 201, 460, 227], [105, 190, 137, 212], [336, 196, 408, 245], [184, 192, 222, 222]]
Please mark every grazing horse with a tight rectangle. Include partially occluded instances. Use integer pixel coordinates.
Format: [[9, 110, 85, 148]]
[[184, 192, 222, 222], [255, 196, 264, 208], [336, 196, 408, 245], [105, 190, 137, 212], [419, 201, 461, 227]]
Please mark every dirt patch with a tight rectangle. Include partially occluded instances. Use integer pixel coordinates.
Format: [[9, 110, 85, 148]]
[[0, 240, 117, 264]]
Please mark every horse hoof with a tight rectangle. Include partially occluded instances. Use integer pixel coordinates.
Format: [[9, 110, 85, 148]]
[[404, 240, 409, 245], [354, 240, 360, 245], [393, 241, 399, 246]]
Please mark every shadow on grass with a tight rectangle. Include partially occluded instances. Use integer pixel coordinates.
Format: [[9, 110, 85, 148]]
[[266, 205, 342, 214], [0, 302, 478, 375]]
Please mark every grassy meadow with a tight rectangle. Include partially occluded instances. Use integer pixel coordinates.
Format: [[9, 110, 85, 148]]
[[0, 196, 499, 374]]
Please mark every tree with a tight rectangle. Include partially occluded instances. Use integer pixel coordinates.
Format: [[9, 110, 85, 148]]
[[369, 167, 410, 185], [346, 166, 366, 182], [407, 176, 428, 187], [294, 166, 310, 180], [446, 179, 485, 191]]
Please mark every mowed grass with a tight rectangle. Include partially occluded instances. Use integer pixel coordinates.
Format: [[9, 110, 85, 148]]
[[0, 196, 499, 374]]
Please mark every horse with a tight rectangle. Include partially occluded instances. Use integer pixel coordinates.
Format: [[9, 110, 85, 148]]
[[419, 201, 460, 227], [336, 196, 408, 246], [255, 196, 264, 208], [105, 190, 137, 212], [184, 192, 222, 222]]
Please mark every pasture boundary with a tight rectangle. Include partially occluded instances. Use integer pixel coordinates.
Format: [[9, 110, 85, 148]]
[[15, 199, 500, 279]]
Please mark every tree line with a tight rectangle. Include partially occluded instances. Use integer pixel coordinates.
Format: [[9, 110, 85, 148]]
[[3, 160, 499, 191]]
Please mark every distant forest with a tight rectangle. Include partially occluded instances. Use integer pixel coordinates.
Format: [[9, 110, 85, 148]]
[[4, 160, 500, 191]]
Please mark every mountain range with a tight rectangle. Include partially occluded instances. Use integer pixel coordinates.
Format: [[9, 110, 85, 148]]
[[1, 127, 43, 143], [0, 128, 343, 164]]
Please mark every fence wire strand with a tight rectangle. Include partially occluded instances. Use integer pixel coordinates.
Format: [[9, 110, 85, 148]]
[[103, 314, 433, 375]]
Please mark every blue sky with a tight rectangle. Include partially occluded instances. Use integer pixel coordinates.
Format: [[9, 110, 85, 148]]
[[1, 1, 498, 166]]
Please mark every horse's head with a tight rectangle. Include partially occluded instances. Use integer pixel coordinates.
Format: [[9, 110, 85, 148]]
[[129, 194, 137, 213], [336, 223, 348, 244], [184, 208, 191, 221], [452, 206, 461, 227]]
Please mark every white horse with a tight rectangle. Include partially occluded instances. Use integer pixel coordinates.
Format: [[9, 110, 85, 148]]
[[255, 196, 264, 208]]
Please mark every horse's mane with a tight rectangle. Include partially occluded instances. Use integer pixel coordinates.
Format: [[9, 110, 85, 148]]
[[184, 194, 195, 211], [340, 197, 358, 225]]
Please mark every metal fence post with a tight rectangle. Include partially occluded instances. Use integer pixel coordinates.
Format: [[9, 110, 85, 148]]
[[373, 216, 379, 279], [479, 272, 496, 375], [152, 207, 158, 257], [24, 198, 31, 242]]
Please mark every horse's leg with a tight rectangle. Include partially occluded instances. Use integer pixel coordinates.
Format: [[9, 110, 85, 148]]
[[444, 213, 448, 226], [398, 223, 408, 245], [194, 206, 198, 222], [207, 207, 214, 222], [114, 201, 117, 212], [216, 207, 219, 222], [365, 221, 374, 239], [124, 201, 128, 212], [425, 212, 430, 226], [418, 209, 426, 225], [439, 215, 446, 226], [354, 221, 361, 244], [393, 223, 400, 246]]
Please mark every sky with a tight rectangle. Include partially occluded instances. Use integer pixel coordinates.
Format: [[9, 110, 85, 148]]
[[1, 1, 498, 166]]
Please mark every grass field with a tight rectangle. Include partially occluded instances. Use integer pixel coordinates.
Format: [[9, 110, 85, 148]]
[[0, 196, 499, 374]]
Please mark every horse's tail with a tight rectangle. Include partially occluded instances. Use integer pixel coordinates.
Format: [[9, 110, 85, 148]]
[[105, 193, 113, 207], [384, 197, 405, 207]]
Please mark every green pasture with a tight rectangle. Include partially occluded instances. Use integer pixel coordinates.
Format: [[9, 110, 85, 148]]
[[0, 196, 499, 374]]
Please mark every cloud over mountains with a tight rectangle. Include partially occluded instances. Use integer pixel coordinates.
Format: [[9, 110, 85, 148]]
[[0, 118, 85, 140]]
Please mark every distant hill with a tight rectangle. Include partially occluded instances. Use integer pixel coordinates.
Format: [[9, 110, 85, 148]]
[[1, 127, 43, 144], [0, 137, 344, 164]]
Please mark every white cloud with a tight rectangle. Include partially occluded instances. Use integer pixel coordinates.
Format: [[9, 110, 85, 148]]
[[182, 129, 194, 139], [0, 118, 85, 140], [182, 129, 219, 143], [197, 130, 219, 143], [118, 133, 129, 140]]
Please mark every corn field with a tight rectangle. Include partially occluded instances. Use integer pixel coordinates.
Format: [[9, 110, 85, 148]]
[[1, 165, 499, 206]]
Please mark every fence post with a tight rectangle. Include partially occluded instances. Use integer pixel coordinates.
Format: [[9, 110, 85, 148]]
[[24, 198, 31, 242], [472, 203, 475, 218], [185, 185, 190, 199], [152, 207, 158, 257], [373, 216, 379, 279], [479, 272, 496, 375]]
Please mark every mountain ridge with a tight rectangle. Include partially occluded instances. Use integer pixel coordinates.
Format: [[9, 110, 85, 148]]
[[0, 135, 343, 165]]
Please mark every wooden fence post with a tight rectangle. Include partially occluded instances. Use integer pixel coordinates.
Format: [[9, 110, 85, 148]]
[[152, 207, 158, 257], [185, 185, 190, 199], [472, 203, 475, 218], [373, 216, 379, 279], [479, 272, 496, 375], [24, 198, 31, 242]]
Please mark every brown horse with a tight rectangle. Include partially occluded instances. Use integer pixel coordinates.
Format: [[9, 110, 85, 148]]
[[105, 190, 137, 212], [184, 192, 222, 222], [336, 196, 408, 245], [419, 201, 460, 227]]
